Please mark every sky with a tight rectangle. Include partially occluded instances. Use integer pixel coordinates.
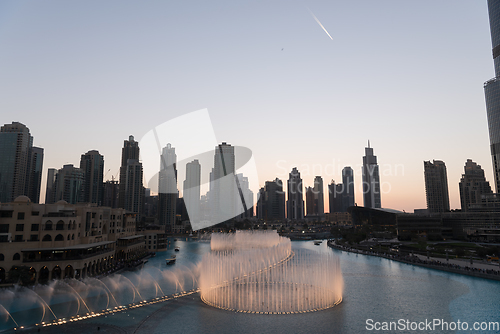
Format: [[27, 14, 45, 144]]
[[0, 0, 494, 213]]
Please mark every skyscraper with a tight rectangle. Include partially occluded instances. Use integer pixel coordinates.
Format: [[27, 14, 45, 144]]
[[123, 159, 144, 218], [313, 176, 324, 217], [54, 164, 85, 204], [236, 173, 254, 218], [362, 141, 381, 208], [328, 180, 343, 213], [80, 150, 104, 205], [287, 167, 304, 220], [103, 180, 119, 208], [258, 178, 285, 221], [45, 168, 58, 204], [459, 159, 493, 212], [424, 160, 450, 213], [210, 142, 237, 223], [118, 135, 140, 209], [183, 159, 201, 224], [158, 143, 177, 232], [0, 122, 43, 203], [305, 186, 315, 216], [306, 176, 324, 217], [342, 166, 355, 210], [27, 146, 44, 203], [485, 0, 500, 192]]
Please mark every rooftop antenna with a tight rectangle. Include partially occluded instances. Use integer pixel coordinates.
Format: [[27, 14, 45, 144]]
[[368, 140, 370, 148]]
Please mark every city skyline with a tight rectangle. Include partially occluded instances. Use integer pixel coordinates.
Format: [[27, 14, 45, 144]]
[[0, 1, 494, 212]]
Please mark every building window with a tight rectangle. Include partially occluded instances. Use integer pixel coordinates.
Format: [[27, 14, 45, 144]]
[[45, 222, 52, 230], [0, 254, 3, 261], [55, 234, 64, 241], [13, 253, 20, 261], [56, 221, 64, 230], [0, 225, 8, 233], [31, 211, 39, 216], [31, 224, 39, 231], [17, 212, 25, 220], [15, 224, 24, 232], [14, 235, 23, 242], [0, 211, 13, 218], [42, 234, 52, 241], [30, 235, 39, 242]]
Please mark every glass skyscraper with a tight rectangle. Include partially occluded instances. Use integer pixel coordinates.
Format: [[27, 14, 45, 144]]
[[362, 142, 381, 209], [484, 0, 500, 192], [0, 122, 43, 203]]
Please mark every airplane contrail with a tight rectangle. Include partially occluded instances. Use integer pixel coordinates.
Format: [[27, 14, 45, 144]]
[[307, 7, 333, 40]]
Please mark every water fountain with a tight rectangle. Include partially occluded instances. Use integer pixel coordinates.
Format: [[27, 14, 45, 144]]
[[199, 231, 343, 314], [0, 261, 200, 331]]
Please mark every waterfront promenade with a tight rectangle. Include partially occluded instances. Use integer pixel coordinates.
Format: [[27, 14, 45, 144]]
[[327, 240, 500, 281]]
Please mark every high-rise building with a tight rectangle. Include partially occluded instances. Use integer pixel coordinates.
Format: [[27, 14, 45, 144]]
[[54, 164, 85, 204], [236, 173, 254, 218], [210, 142, 237, 223], [328, 180, 344, 213], [424, 160, 450, 213], [118, 136, 140, 209], [484, 0, 500, 193], [258, 178, 285, 221], [183, 159, 201, 223], [0, 122, 44, 203], [158, 143, 177, 232], [103, 180, 119, 208], [313, 176, 324, 216], [27, 146, 44, 203], [80, 150, 104, 205], [287, 167, 304, 220], [45, 168, 58, 204], [305, 186, 315, 216], [342, 167, 355, 210], [459, 159, 493, 212], [123, 159, 144, 218], [306, 176, 324, 217], [362, 141, 381, 208]]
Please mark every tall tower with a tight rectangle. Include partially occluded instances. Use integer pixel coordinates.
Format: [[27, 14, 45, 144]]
[[305, 186, 315, 216], [45, 168, 58, 204], [183, 159, 201, 224], [54, 164, 85, 204], [123, 159, 144, 218], [286, 167, 304, 220], [328, 180, 344, 213], [261, 178, 285, 221], [342, 166, 355, 210], [236, 173, 254, 218], [27, 146, 44, 203], [313, 176, 324, 216], [210, 142, 237, 223], [0, 122, 34, 203], [424, 160, 450, 213], [362, 141, 381, 208], [158, 143, 177, 232], [80, 150, 104, 205], [459, 159, 492, 212], [118, 135, 140, 209], [485, 0, 500, 193]]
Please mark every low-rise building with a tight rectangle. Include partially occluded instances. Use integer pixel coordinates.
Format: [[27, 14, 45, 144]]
[[0, 196, 145, 284]]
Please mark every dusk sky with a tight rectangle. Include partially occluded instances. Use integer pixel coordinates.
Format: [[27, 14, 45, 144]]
[[0, 1, 494, 212]]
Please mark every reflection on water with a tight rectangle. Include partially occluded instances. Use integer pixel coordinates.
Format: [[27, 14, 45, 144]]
[[1, 239, 499, 333]]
